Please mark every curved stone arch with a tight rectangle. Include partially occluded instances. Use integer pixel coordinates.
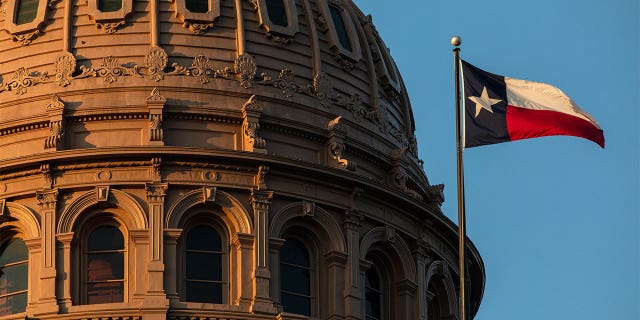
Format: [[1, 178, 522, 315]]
[[269, 201, 346, 253], [425, 260, 459, 318], [360, 227, 417, 282], [165, 189, 252, 234], [2, 202, 41, 238], [57, 189, 148, 234]]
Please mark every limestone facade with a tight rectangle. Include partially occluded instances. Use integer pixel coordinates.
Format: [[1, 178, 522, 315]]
[[0, 0, 484, 319]]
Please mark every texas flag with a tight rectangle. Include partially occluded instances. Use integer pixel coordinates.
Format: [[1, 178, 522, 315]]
[[461, 60, 605, 148]]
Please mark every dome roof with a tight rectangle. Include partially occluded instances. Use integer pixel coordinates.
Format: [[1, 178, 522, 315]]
[[0, 0, 433, 199]]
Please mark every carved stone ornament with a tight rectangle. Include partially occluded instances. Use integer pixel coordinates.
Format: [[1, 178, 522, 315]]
[[145, 46, 169, 82], [389, 147, 420, 200], [149, 114, 163, 141], [46, 94, 65, 113], [334, 93, 368, 122], [235, 54, 257, 89], [1, 67, 49, 95], [40, 163, 54, 189], [242, 95, 266, 153], [190, 55, 232, 84], [146, 87, 166, 103], [36, 188, 59, 209], [0, 0, 6, 14], [150, 157, 162, 181], [45, 120, 64, 149], [96, 186, 110, 202], [55, 52, 77, 87], [255, 165, 269, 190], [314, 72, 333, 108], [327, 116, 356, 171], [202, 186, 216, 203], [302, 200, 315, 216], [427, 184, 445, 206]]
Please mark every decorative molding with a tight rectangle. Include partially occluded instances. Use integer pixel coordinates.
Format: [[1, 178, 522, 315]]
[[202, 186, 216, 202], [145, 182, 168, 202], [1, 67, 49, 95], [146, 88, 166, 144], [150, 157, 162, 182], [241, 95, 266, 153], [314, 72, 332, 108], [86, 0, 134, 33], [189, 55, 233, 84], [36, 188, 59, 210], [96, 185, 110, 202], [301, 200, 315, 217], [327, 116, 356, 171], [250, 0, 299, 45], [40, 163, 54, 189], [255, 165, 269, 190], [145, 46, 169, 81], [45, 119, 64, 149], [170, 0, 221, 34], [389, 147, 421, 200]]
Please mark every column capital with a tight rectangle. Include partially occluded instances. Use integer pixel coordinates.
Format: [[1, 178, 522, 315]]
[[145, 182, 168, 202], [36, 188, 59, 210]]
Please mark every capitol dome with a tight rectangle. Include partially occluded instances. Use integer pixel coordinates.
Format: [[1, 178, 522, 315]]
[[0, 1, 484, 319]]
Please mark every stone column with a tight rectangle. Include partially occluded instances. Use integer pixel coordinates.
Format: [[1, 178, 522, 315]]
[[395, 279, 417, 320], [343, 210, 362, 320], [250, 189, 276, 314], [34, 188, 59, 316], [143, 183, 169, 314], [163, 228, 182, 305], [55, 232, 74, 312], [24, 237, 41, 317]]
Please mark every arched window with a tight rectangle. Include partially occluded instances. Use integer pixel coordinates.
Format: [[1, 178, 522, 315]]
[[266, 0, 287, 27], [328, 4, 352, 51], [85, 225, 125, 304], [98, 0, 122, 12], [365, 267, 383, 320], [186, 0, 209, 13], [279, 238, 311, 316], [0, 238, 28, 316], [14, 0, 39, 25], [185, 225, 223, 303]]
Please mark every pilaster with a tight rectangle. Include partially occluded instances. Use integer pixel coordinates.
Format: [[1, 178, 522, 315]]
[[34, 188, 59, 316], [55, 232, 74, 313], [250, 188, 276, 314], [144, 182, 169, 310]]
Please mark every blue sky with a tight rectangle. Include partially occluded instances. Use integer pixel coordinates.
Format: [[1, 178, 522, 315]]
[[354, 1, 639, 319]]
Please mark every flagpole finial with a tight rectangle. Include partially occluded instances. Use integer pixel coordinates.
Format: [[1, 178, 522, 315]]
[[451, 36, 462, 47]]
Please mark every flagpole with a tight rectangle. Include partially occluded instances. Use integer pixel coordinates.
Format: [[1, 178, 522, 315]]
[[452, 36, 470, 320]]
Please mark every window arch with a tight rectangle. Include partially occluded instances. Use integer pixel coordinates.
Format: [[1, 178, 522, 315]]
[[252, 0, 298, 42], [279, 238, 311, 316], [266, 0, 287, 27], [178, 212, 229, 305], [0, 237, 28, 317], [328, 4, 351, 51], [84, 224, 126, 304]]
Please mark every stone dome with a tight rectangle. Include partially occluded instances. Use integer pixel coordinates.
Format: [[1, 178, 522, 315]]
[[0, 1, 484, 319]]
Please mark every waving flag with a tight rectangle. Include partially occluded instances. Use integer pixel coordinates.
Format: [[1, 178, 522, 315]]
[[461, 60, 605, 148]]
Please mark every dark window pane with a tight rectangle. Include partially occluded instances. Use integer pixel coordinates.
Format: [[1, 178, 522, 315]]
[[87, 253, 124, 280], [186, 281, 222, 303], [186, 226, 221, 251], [0, 263, 28, 292], [186, 0, 208, 13], [15, 0, 39, 25], [266, 0, 288, 27], [98, 0, 121, 12], [365, 289, 381, 318], [86, 281, 124, 304], [280, 264, 309, 293], [186, 252, 221, 281], [0, 239, 28, 266], [0, 292, 27, 317], [329, 5, 352, 51], [88, 226, 124, 251], [365, 268, 380, 290], [280, 239, 309, 267], [281, 292, 310, 316]]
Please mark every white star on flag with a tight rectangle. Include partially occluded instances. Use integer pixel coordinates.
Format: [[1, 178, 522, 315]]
[[468, 86, 502, 117]]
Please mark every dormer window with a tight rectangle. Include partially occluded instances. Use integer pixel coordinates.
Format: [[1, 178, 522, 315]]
[[266, 0, 287, 27], [186, 0, 208, 13], [14, 0, 39, 25], [98, 0, 122, 12], [329, 5, 351, 51], [252, 0, 298, 44]]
